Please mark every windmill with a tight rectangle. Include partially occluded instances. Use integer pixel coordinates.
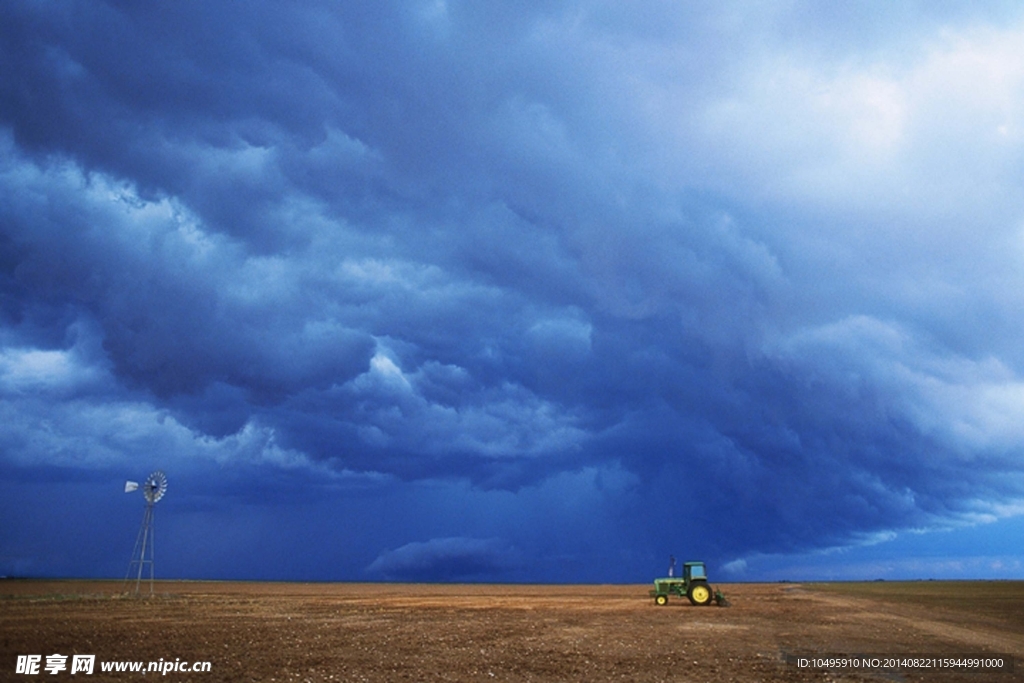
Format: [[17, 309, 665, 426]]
[[124, 471, 167, 596]]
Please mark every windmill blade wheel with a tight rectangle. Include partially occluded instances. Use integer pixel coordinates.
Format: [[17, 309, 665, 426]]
[[143, 471, 168, 504]]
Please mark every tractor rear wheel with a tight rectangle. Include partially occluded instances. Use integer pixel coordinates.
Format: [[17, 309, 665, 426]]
[[687, 582, 712, 606], [655, 594, 668, 606]]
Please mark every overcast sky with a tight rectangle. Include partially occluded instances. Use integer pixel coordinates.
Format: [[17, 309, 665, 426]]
[[2, 1, 1023, 583]]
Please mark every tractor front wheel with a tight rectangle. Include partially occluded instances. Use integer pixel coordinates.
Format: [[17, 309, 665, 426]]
[[687, 582, 712, 606], [655, 594, 668, 606]]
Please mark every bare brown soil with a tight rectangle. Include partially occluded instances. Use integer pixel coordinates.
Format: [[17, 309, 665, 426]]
[[1, 580, 1020, 682]]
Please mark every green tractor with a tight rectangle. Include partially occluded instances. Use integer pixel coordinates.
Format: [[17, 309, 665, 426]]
[[650, 561, 714, 606]]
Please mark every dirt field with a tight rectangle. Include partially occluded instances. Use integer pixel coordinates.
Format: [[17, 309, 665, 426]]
[[1, 580, 1020, 682]]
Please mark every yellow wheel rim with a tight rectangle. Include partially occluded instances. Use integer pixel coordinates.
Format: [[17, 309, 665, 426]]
[[692, 586, 709, 603], [656, 595, 667, 605]]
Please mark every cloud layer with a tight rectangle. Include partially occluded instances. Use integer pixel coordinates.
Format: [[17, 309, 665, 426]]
[[2, 0, 1024, 581]]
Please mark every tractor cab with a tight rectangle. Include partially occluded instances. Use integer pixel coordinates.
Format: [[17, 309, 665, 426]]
[[684, 561, 706, 582]]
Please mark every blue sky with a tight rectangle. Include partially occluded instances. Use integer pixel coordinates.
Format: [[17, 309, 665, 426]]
[[1, 1, 1023, 583]]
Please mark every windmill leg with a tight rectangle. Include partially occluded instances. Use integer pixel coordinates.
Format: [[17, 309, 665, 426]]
[[148, 506, 155, 596], [135, 505, 152, 595]]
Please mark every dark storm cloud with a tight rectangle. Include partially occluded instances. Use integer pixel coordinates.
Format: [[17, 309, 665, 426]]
[[366, 537, 520, 581], [2, 0, 1024, 580]]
